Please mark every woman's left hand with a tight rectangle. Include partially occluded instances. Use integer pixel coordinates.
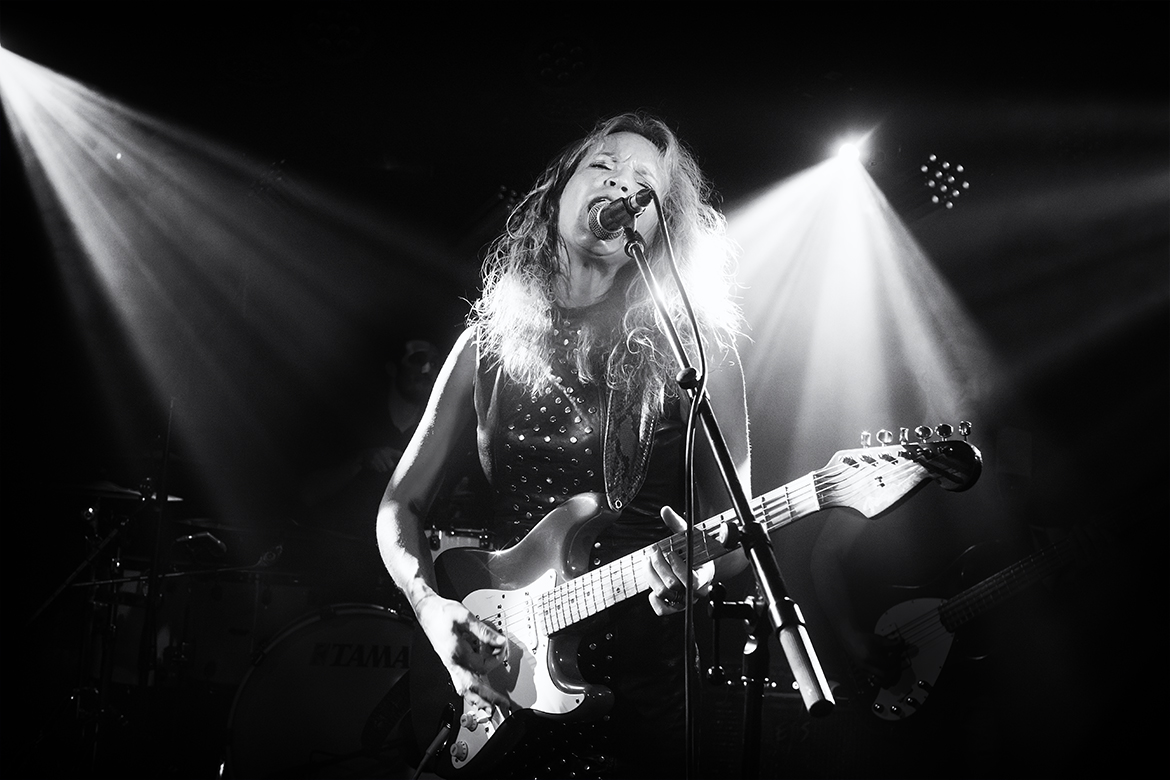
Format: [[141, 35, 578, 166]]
[[646, 505, 715, 616]]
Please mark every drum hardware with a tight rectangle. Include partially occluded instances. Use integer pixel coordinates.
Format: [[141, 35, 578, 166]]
[[24, 402, 218, 774], [176, 531, 228, 556], [28, 513, 133, 627], [21, 498, 149, 775], [67, 539, 311, 689]]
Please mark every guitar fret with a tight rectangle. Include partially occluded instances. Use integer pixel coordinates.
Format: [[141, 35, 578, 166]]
[[754, 473, 819, 533]]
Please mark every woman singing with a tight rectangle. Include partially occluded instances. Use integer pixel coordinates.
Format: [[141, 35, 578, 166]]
[[377, 111, 750, 778]]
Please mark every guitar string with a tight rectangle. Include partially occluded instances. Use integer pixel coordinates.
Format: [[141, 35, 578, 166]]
[[499, 445, 941, 636], [521, 466, 833, 634], [484, 454, 921, 635], [480, 456, 907, 636], [873, 541, 1075, 652]]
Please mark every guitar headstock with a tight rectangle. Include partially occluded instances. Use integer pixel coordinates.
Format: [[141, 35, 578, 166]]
[[819, 422, 983, 518]]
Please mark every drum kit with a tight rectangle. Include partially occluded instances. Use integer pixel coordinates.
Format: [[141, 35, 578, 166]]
[[19, 474, 477, 779]]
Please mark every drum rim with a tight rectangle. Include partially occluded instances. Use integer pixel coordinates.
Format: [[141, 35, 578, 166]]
[[222, 602, 415, 777]]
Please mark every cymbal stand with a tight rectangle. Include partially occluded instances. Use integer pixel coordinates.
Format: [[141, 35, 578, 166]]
[[139, 398, 177, 689], [24, 503, 138, 775], [27, 512, 132, 627]]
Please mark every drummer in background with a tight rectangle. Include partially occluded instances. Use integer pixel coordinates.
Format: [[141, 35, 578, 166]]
[[301, 339, 441, 512], [295, 338, 442, 599]]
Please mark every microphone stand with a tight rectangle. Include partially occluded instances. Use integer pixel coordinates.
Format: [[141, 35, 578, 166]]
[[621, 220, 833, 778]]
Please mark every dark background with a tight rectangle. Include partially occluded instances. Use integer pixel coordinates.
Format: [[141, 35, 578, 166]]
[[2, 2, 1167, 778]]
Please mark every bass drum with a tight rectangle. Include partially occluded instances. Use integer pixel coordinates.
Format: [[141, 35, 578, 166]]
[[225, 604, 419, 779]]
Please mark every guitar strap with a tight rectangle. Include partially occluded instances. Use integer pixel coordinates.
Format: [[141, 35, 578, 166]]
[[600, 370, 659, 512]]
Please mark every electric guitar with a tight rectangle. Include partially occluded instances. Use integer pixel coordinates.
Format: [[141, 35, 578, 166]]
[[866, 530, 1096, 721], [410, 435, 983, 777]]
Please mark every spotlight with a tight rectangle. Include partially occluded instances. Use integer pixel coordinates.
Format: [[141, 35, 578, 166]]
[[837, 142, 861, 161], [921, 154, 969, 210]]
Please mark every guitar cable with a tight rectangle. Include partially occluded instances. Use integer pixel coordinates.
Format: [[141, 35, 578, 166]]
[[412, 703, 456, 780]]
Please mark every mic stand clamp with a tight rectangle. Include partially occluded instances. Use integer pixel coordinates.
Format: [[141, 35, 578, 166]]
[[622, 224, 833, 778], [707, 584, 823, 779]]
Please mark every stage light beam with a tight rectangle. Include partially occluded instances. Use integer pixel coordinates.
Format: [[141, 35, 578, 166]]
[[0, 46, 464, 521], [727, 152, 1000, 485]]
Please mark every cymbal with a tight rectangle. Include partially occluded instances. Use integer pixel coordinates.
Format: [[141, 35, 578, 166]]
[[179, 516, 244, 531], [61, 481, 183, 502], [177, 517, 321, 540], [63, 480, 145, 500]]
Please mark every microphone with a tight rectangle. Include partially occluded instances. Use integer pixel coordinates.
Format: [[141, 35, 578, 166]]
[[588, 188, 654, 241]]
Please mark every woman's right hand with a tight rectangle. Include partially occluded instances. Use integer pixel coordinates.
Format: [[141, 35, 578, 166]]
[[414, 593, 513, 716]]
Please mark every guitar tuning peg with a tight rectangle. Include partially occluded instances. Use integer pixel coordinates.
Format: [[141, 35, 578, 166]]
[[914, 425, 933, 442], [958, 420, 972, 440], [860, 431, 872, 448], [936, 423, 954, 439], [876, 429, 894, 446], [899, 427, 910, 445]]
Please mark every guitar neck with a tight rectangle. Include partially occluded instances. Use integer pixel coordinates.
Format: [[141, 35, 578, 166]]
[[536, 474, 822, 635], [938, 538, 1076, 632], [533, 439, 974, 636]]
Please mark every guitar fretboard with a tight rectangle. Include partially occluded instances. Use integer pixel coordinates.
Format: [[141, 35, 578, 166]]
[[532, 473, 830, 636], [526, 444, 943, 637], [939, 538, 1075, 631]]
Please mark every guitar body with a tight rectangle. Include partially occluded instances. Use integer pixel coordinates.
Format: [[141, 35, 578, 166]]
[[404, 438, 983, 773], [410, 493, 619, 777], [860, 544, 1006, 721], [870, 598, 951, 720], [865, 538, 1078, 721]]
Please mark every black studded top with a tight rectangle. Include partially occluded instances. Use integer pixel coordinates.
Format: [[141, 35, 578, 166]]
[[483, 303, 684, 557], [472, 301, 704, 779]]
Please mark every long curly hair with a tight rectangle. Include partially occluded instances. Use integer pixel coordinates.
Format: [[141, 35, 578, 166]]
[[471, 112, 742, 415]]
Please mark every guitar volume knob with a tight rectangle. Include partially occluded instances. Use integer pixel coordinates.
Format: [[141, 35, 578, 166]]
[[451, 741, 469, 761]]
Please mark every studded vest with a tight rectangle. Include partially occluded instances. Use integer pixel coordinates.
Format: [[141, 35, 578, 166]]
[[472, 306, 684, 556]]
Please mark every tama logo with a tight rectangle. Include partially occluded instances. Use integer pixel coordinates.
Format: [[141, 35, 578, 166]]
[[310, 643, 410, 668]]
